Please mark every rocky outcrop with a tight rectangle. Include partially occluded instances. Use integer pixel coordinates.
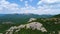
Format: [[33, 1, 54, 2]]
[[28, 18, 36, 22], [5, 18, 47, 34], [5, 22, 47, 34]]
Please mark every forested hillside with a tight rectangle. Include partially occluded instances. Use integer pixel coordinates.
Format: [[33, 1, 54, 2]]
[[0, 14, 60, 34]]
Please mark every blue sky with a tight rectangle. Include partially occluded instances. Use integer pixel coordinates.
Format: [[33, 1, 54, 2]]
[[0, 0, 60, 15]]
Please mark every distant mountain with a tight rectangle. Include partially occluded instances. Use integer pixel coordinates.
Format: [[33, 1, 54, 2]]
[[52, 14, 60, 18], [0, 14, 52, 24], [0, 14, 5, 16], [0, 14, 52, 18]]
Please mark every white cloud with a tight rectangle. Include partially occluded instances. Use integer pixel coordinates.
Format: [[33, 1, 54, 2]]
[[42, 0, 57, 3], [0, 0, 60, 15], [37, 0, 60, 5], [25, 1, 28, 7], [20, 0, 23, 2], [0, 0, 20, 14], [36, 0, 60, 15], [20, 6, 37, 14], [29, 0, 33, 2], [19, 3, 60, 15]]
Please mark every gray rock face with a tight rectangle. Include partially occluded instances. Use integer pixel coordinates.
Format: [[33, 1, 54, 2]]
[[5, 18, 47, 34], [5, 22, 47, 34]]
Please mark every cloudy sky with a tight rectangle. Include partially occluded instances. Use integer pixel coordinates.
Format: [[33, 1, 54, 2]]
[[0, 0, 60, 15]]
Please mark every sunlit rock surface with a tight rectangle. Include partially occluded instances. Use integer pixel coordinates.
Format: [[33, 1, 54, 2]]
[[5, 18, 47, 34], [28, 18, 36, 22], [5, 22, 47, 34], [58, 31, 60, 34], [0, 33, 3, 34]]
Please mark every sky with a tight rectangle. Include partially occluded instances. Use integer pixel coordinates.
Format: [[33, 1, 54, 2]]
[[0, 0, 60, 15]]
